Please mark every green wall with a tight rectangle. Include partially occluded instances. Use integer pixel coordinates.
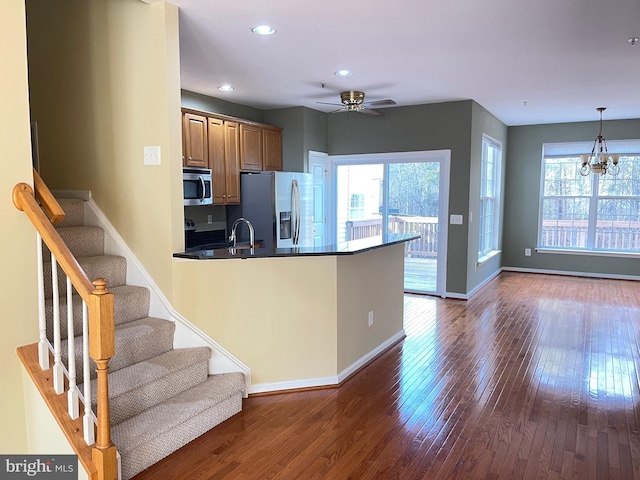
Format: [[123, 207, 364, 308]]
[[468, 102, 508, 292], [264, 107, 305, 171], [504, 118, 640, 277], [181, 89, 264, 123], [264, 106, 328, 172]]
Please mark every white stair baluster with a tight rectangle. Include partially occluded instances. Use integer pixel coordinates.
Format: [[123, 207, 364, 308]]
[[67, 278, 79, 419], [82, 301, 95, 445], [51, 254, 64, 394], [37, 233, 49, 370]]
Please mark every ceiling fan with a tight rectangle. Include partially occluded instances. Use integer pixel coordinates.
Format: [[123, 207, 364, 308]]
[[317, 90, 396, 116]]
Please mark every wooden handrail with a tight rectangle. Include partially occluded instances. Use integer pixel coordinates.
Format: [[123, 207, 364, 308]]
[[32, 168, 66, 224], [13, 179, 117, 480], [13, 182, 94, 302]]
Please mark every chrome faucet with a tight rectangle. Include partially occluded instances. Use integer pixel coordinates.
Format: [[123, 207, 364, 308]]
[[229, 217, 255, 248]]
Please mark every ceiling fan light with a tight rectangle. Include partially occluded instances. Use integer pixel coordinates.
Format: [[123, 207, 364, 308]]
[[340, 90, 365, 105]]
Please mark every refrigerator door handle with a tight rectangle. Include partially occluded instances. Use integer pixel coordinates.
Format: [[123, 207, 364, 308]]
[[291, 179, 300, 245]]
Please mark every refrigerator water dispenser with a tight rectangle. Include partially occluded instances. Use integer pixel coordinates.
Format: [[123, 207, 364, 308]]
[[280, 211, 291, 239]]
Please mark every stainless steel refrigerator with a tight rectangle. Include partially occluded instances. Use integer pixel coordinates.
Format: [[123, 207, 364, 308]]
[[227, 171, 314, 248]]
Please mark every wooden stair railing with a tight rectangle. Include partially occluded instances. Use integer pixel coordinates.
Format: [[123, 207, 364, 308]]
[[13, 169, 117, 480]]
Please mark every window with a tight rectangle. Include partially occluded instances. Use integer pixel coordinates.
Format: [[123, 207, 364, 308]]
[[478, 135, 502, 260], [349, 193, 365, 219], [539, 141, 640, 253]]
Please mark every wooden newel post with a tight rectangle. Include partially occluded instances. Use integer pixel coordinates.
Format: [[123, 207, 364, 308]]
[[89, 278, 118, 480]]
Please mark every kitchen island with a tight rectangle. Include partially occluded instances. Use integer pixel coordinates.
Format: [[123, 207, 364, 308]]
[[172, 234, 418, 394], [173, 233, 418, 259]]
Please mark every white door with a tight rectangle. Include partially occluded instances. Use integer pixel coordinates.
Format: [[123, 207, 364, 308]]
[[308, 151, 328, 247]]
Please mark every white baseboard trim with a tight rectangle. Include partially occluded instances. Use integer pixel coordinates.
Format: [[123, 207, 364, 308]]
[[249, 330, 406, 395], [249, 376, 339, 395], [443, 291, 468, 300], [465, 268, 503, 300], [56, 191, 252, 394], [502, 266, 640, 282], [337, 329, 406, 383]]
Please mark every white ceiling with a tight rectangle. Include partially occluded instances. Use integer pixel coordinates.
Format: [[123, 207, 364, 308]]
[[174, 0, 640, 126]]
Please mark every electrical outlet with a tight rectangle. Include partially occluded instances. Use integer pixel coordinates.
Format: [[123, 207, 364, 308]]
[[368, 311, 374, 326], [207, 215, 213, 224], [525, 248, 532, 256]]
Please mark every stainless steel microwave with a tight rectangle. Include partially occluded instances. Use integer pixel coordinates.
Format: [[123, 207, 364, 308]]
[[183, 167, 213, 206]]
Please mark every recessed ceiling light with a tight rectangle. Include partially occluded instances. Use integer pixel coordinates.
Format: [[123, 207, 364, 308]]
[[217, 85, 234, 92], [252, 25, 276, 35], [335, 70, 352, 77]]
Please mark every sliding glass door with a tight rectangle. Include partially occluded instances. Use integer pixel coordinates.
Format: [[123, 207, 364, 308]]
[[387, 162, 441, 293], [333, 151, 450, 296]]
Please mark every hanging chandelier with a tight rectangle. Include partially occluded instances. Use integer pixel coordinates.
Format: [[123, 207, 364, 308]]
[[580, 107, 619, 176]]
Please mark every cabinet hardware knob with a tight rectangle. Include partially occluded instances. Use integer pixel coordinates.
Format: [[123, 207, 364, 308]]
[[188, 156, 192, 160]]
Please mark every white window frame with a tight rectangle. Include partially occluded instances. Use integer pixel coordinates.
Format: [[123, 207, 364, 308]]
[[478, 134, 502, 262], [538, 140, 640, 256]]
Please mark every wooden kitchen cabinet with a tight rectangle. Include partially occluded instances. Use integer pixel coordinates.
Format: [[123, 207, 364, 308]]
[[183, 112, 208, 168], [182, 108, 283, 176], [239, 123, 262, 171], [223, 121, 241, 203], [262, 127, 283, 171], [208, 117, 240, 205]]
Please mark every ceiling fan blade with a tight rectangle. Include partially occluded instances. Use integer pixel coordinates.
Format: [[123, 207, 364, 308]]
[[365, 99, 396, 107], [359, 108, 384, 116], [329, 107, 349, 114], [316, 101, 344, 106]]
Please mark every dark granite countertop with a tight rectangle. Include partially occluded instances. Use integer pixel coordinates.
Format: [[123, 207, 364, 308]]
[[173, 234, 420, 260]]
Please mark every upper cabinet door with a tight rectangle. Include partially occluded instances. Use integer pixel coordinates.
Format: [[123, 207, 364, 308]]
[[224, 121, 241, 204], [239, 123, 262, 171], [208, 117, 226, 204], [183, 113, 208, 168], [262, 127, 283, 171]]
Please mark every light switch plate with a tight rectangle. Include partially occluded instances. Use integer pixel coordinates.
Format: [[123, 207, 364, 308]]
[[144, 146, 161, 165], [450, 214, 463, 225]]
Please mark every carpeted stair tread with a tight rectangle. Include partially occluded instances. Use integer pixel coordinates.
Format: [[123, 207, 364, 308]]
[[112, 373, 245, 479], [53, 198, 85, 227], [43, 254, 127, 297], [46, 285, 151, 341], [62, 317, 175, 383], [46, 196, 246, 479], [44, 225, 105, 259], [82, 347, 212, 425]]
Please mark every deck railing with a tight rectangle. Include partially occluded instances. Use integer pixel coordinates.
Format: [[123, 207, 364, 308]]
[[13, 169, 117, 480], [347, 217, 640, 254], [347, 216, 438, 258], [540, 220, 640, 250]]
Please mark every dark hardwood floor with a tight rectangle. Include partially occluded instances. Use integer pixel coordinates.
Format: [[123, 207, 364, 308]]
[[132, 272, 640, 479]]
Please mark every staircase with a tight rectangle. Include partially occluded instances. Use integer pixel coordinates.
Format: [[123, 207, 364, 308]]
[[45, 197, 245, 479]]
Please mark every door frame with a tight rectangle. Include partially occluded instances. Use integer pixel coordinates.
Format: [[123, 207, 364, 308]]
[[329, 150, 450, 297], [307, 150, 329, 247]]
